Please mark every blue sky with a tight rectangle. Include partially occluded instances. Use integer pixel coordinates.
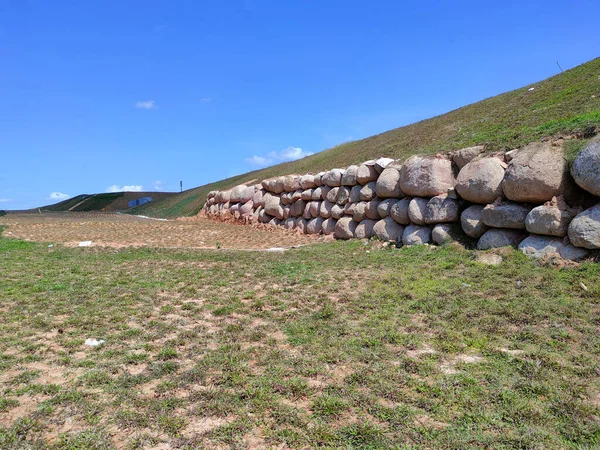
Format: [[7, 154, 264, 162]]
[[1, 1, 599, 210]]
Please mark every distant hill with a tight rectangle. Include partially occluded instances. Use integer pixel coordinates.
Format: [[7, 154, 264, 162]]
[[130, 57, 598, 218], [39, 191, 176, 213]]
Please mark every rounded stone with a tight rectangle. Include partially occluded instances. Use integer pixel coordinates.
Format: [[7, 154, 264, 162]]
[[373, 217, 404, 242], [461, 205, 488, 238], [341, 165, 359, 186], [390, 198, 411, 225], [455, 157, 506, 204], [323, 169, 345, 187], [572, 139, 600, 197], [321, 218, 337, 235], [568, 204, 600, 249], [356, 163, 379, 185], [408, 197, 429, 225], [359, 182, 377, 201], [334, 217, 357, 239], [306, 217, 324, 235], [355, 219, 378, 239], [481, 203, 532, 229], [375, 167, 404, 198], [477, 229, 526, 250], [377, 198, 396, 218], [402, 224, 432, 246], [518, 235, 589, 261], [399, 155, 455, 197], [424, 195, 459, 224]]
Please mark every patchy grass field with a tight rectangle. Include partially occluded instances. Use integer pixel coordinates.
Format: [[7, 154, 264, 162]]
[[1, 220, 600, 449]]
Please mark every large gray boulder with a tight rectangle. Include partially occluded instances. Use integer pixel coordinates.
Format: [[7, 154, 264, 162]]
[[262, 177, 284, 194], [290, 199, 306, 217], [399, 155, 456, 197], [308, 201, 321, 218], [402, 224, 432, 246], [252, 189, 266, 208], [482, 203, 532, 229], [322, 218, 337, 235], [408, 197, 429, 225], [283, 217, 297, 230], [502, 142, 572, 203], [452, 145, 485, 170], [240, 200, 254, 216], [301, 189, 314, 201], [323, 169, 345, 187], [331, 204, 345, 219], [280, 192, 293, 206], [365, 200, 380, 220], [230, 184, 247, 203], [220, 190, 231, 203], [525, 197, 581, 237], [299, 174, 317, 190], [349, 185, 362, 203], [306, 217, 324, 235], [518, 235, 589, 261], [356, 162, 379, 184], [432, 223, 459, 245], [319, 200, 334, 219], [373, 217, 404, 242], [355, 219, 378, 239], [303, 202, 312, 220], [572, 139, 600, 197], [359, 182, 377, 201], [311, 187, 323, 201], [320, 186, 332, 201], [296, 218, 308, 233], [326, 187, 340, 203], [424, 195, 459, 224], [374, 157, 395, 173], [375, 167, 404, 198], [314, 172, 325, 186], [461, 205, 488, 238], [283, 175, 301, 192], [264, 193, 284, 219], [390, 198, 411, 225], [377, 198, 396, 218], [351, 202, 367, 222], [241, 186, 255, 203], [568, 204, 600, 249], [477, 229, 526, 250], [455, 157, 506, 204], [334, 217, 357, 239], [336, 186, 351, 205], [341, 165, 359, 186]]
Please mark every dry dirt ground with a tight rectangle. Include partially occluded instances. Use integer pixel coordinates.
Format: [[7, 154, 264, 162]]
[[0, 212, 325, 250]]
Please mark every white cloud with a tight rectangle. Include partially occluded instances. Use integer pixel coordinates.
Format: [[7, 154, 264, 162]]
[[245, 146, 314, 168], [0, 198, 11, 203], [200, 97, 212, 103], [135, 100, 157, 110], [49, 192, 70, 201], [152, 180, 164, 191], [105, 185, 144, 193]]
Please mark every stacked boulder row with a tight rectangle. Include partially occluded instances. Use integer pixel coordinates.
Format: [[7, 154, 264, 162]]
[[203, 138, 600, 261]]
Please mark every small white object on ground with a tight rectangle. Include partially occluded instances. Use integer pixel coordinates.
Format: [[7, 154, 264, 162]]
[[85, 338, 105, 347], [580, 282, 588, 291], [462, 283, 472, 288], [265, 247, 286, 253], [528, 87, 535, 91], [79, 241, 93, 247], [48, 244, 54, 248]]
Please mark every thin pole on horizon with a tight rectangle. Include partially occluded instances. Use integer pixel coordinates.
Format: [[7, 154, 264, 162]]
[[556, 61, 564, 73], [180, 181, 183, 193]]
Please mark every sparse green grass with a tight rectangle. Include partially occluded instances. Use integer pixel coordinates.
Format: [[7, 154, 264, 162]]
[[131, 57, 600, 218], [0, 231, 599, 448]]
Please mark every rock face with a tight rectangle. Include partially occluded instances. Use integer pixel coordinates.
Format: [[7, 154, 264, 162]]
[[452, 145, 485, 170], [320, 200, 333, 219], [299, 174, 317, 189], [322, 218, 337, 235], [525, 198, 580, 237], [341, 165, 359, 186], [432, 223, 456, 245], [230, 185, 247, 203], [264, 193, 284, 219], [334, 217, 357, 240], [290, 199, 306, 217], [359, 182, 377, 201], [375, 167, 403, 198], [518, 235, 589, 261], [306, 217, 324, 235], [477, 229, 526, 250], [572, 139, 600, 196], [461, 205, 488, 238], [283, 175, 301, 192], [399, 155, 455, 197], [482, 203, 532, 229], [377, 199, 396, 218], [408, 197, 429, 225], [356, 163, 379, 185], [455, 157, 506, 204], [365, 200, 380, 220], [323, 169, 345, 187], [402, 224, 432, 246], [354, 219, 378, 239], [424, 195, 459, 224], [390, 198, 411, 225], [502, 142, 571, 203], [375, 157, 394, 173], [331, 204, 345, 219], [336, 187, 351, 205], [349, 185, 362, 203], [326, 187, 339, 203], [373, 217, 404, 242], [568, 204, 600, 249]]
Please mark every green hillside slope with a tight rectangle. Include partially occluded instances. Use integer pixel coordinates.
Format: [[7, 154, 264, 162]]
[[131, 57, 600, 219], [40, 192, 176, 213]]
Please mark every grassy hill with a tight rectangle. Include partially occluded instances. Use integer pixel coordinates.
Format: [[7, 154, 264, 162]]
[[131, 57, 600, 219], [39, 192, 176, 213]]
